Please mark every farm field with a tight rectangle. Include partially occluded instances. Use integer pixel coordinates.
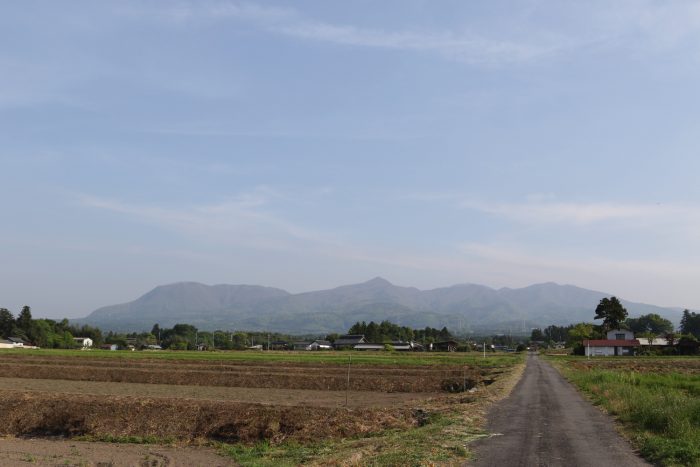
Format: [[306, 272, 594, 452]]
[[0, 349, 524, 466], [549, 356, 700, 467]]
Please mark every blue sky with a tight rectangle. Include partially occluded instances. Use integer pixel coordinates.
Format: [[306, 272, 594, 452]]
[[2, 0, 700, 318]]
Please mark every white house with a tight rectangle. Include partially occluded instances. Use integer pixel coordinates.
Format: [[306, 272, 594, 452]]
[[583, 329, 639, 356], [1, 337, 26, 349], [73, 337, 93, 349]]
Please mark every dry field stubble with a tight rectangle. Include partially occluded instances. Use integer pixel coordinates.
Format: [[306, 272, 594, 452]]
[[0, 351, 523, 465]]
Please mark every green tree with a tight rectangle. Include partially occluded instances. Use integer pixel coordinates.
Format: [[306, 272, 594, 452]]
[[530, 328, 545, 341], [680, 309, 700, 338], [31, 319, 57, 348], [625, 313, 673, 335], [567, 323, 593, 346], [594, 297, 628, 331], [16, 305, 33, 333], [0, 308, 14, 337]]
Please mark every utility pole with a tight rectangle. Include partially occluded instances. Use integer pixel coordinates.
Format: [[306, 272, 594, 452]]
[[587, 340, 590, 360], [483, 342, 486, 358], [345, 354, 352, 406]]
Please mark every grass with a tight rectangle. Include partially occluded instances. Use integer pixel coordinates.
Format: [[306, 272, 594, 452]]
[[0, 347, 521, 367], [549, 356, 700, 467], [216, 410, 487, 466]]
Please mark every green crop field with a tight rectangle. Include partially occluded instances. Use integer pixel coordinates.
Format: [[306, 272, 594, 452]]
[[549, 356, 700, 467]]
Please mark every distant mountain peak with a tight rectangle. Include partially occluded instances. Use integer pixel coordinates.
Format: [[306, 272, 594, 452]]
[[364, 276, 393, 286], [75, 278, 684, 333]]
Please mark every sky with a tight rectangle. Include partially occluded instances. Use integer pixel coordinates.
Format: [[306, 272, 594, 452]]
[[2, 0, 700, 319]]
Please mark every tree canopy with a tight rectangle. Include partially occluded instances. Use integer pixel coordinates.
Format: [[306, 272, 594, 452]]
[[680, 309, 700, 339], [625, 313, 674, 335], [594, 296, 628, 331]]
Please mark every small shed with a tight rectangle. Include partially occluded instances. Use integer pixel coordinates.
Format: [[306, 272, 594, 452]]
[[7, 337, 26, 347], [310, 340, 333, 350], [433, 340, 458, 352], [0, 339, 16, 349], [73, 337, 93, 349], [270, 341, 290, 350], [293, 341, 313, 351], [333, 335, 367, 350], [354, 343, 385, 351]]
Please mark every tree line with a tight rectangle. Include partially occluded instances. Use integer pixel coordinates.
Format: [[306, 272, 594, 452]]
[[0, 306, 102, 349], [346, 320, 453, 343]]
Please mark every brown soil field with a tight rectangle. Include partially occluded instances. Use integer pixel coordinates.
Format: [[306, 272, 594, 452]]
[[0, 391, 417, 444], [0, 351, 514, 463], [0, 356, 490, 392], [0, 377, 437, 408], [0, 436, 232, 466]]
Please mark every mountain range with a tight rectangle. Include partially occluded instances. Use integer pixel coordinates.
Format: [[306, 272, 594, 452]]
[[74, 278, 685, 335]]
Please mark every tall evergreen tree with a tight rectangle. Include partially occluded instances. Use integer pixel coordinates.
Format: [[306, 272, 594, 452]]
[[16, 305, 32, 331], [594, 296, 628, 331], [0, 308, 14, 337]]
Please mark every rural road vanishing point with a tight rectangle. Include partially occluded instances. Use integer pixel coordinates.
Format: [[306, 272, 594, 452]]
[[469, 353, 650, 467]]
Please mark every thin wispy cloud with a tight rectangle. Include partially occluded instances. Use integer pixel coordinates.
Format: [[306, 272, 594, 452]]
[[405, 192, 700, 227], [460, 200, 683, 225], [154, 1, 563, 65], [78, 190, 337, 252], [149, 1, 700, 65]]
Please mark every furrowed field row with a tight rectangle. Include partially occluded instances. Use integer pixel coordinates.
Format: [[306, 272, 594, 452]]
[[0, 363, 482, 392]]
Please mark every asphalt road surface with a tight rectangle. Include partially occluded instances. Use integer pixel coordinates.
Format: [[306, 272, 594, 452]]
[[469, 353, 650, 467]]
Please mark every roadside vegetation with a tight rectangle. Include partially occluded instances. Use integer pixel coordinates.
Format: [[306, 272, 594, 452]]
[[549, 356, 700, 467]]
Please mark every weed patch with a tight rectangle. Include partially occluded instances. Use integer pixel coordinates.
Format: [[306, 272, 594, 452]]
[[550, 357, 700, 467]]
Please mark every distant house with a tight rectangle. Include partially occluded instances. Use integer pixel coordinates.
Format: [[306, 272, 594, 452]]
[[584, 329, 640, 356], [0, 339, 16, 349], [7, 337, 26, 348], [310, 340, 333, 350], [73, 337, 93, 349], [270, 341, 290, 350], [354, 343, 385, 351], [354, 341, 423, 351], [433, 340, 459, 352], [100, 344, 118, 351], [333, 335, 367, 350], [293, 340, 333, 351], [391, 341, 423, 351], [293, 341, 313, 351]]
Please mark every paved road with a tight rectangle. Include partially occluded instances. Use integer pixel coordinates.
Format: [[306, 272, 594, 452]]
[[469, 353, 649, 467]]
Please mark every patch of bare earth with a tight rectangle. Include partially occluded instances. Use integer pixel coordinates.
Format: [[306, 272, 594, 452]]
[[0, 352, 523, 465], [0, 436, 232, 466], [0, 377, 436, 408]]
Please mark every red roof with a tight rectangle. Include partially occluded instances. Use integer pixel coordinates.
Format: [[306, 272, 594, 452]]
[[583, 339, 640, 347]]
